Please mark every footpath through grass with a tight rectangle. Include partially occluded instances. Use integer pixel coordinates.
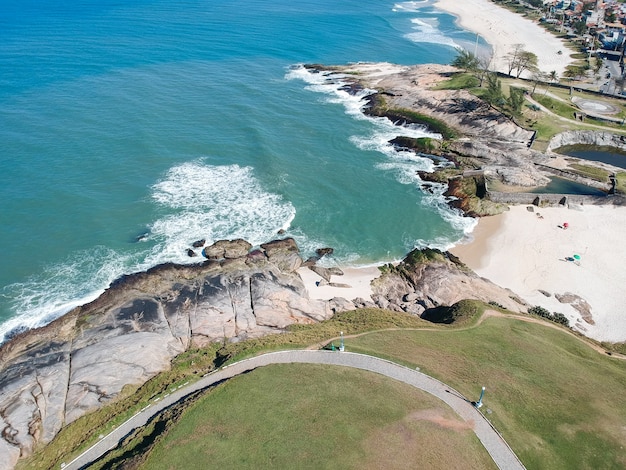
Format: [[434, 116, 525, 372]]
[[137, 364, 497, 470], [348, 317, 626, 470]]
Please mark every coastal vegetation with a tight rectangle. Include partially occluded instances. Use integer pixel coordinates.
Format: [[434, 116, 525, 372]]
[[369, 104, 458, 139], [347, 318, 626, 470], [73, 307, 626, 470], [18, 309, 433, 470]]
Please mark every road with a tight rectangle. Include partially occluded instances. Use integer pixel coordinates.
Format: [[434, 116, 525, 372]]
[[61, 350, 525, 470]]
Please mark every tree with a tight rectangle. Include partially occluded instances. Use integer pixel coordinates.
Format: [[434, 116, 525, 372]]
[[508, 87, 526, 117], [594, 56, 604, 75], [514, 51, 539, 78], [506, 44, 525, 76], [572, 19, 587, 36], [477, 53, 495, 87], [544, 70, 559, 96], [530, 70, 547, 94], [606, 10, 617, 24], [505, 45, 538, 78], [484, 72, 504, 106], [451, 49, 480, 72]]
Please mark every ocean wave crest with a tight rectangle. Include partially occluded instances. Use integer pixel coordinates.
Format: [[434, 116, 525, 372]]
[[405, 17, 461, 50], [147, 161, 296, 265], [0, 161, 296, 344]]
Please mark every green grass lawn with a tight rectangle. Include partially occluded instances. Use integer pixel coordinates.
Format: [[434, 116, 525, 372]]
[[347, 317, 626, 470], [138, 364, 497, 470], [21, 305, 626, 470]]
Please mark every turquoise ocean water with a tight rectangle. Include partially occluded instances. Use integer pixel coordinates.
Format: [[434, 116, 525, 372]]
[[0, 0, 485, 342]]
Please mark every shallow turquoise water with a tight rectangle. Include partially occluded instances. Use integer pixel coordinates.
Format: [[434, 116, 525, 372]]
[[0, 0, 483, 340]]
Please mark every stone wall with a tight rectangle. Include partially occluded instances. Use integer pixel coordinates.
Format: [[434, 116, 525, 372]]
[[486, 191, 619, 206], [547, 130, 626, 153], [534, 163, 612, 191]]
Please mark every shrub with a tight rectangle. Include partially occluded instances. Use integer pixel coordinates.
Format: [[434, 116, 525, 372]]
[[528, 305, 551, 318], [552, 312, 570, 327]]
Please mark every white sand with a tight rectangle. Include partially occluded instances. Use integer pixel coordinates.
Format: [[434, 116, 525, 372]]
[[452, 204, 626, 342], [434, 0, 575, 78], [298, 266, 380, 302]]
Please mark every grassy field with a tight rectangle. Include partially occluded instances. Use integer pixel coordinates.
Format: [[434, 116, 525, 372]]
[[348, 317, 626, 470], [137, 364, 497, 470], [89, 309, 626, 470], [18, 309, 436, 470]]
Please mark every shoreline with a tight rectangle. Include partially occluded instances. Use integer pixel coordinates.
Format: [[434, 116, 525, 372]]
[[450, 204, 626, 342], [434, 0, 574, 77]]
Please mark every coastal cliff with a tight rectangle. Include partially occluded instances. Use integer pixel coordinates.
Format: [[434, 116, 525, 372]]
[[0, 237, 524, 468], [3, 62, 625, 468]]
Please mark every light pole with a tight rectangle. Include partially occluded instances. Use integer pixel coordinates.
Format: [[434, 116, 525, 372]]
[[339, 331, 344, 352], [475, 386, 486, 408]]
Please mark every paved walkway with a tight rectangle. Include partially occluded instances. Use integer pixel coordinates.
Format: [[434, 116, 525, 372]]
[[61, 351, 525, 470]]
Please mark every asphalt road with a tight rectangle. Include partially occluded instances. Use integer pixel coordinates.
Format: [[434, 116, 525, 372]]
[[61, 350, 525, 470]]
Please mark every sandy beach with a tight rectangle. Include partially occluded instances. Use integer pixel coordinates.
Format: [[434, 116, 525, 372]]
[[434, 0, 575, 77], [298, 266, 380, 302], [451, 204, 626, 342]]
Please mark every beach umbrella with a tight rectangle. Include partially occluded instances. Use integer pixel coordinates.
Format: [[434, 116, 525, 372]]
[[573, 254, 581, 260], [563, 222, 569, 229]]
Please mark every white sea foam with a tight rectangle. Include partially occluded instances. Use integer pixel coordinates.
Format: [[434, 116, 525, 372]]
[[0, 162, 296, 344], [0, 247, 135, 343], [289, 65, 476, 253], [147, 161, 296, 266], [405, 17, 460, 50], [393, 1, 431, 13], [286, 65, 378, 120]]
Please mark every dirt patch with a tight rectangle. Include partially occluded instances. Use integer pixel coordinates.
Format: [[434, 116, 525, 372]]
[[408, 409, 474, 432]]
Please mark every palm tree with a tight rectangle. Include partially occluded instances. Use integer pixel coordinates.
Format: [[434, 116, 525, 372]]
[[451, 50, 480, 72], [544, 71, 559, 96]]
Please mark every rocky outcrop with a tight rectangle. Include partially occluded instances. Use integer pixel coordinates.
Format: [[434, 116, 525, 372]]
[[0, 238, 530, 469], [371, 249, 526, 316], [310, 63, 535, 144], [0, 238, 329, 469]]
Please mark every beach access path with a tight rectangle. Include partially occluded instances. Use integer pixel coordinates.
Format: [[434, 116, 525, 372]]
[[61, 350, 525, 470]]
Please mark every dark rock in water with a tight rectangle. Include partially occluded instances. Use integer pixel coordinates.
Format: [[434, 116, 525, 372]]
[[277, 229, 286, 235], [187, 249, 197, 257], [192, 239, 205, 248], [339, 81, 364, 95], [316, 247, 334, 258], [135, 231, 150, 242], [3, 325, 29, 342]]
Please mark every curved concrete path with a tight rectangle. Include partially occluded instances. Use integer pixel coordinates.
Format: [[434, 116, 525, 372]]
[[62, 351, 525, 470]]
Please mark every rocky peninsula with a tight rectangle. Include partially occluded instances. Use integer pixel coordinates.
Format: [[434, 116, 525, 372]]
[[2, 62, 626, 469], [0, 236, 523, 468]]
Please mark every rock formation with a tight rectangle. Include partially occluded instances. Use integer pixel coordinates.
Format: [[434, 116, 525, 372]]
[[0, 238, 526, 468], [0, 238, 325, 468]]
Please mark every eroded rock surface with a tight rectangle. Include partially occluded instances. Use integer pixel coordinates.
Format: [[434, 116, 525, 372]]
[[0, 240, 528, 469], [371, 249, 526, 316], [0, 238, 327, 469]]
